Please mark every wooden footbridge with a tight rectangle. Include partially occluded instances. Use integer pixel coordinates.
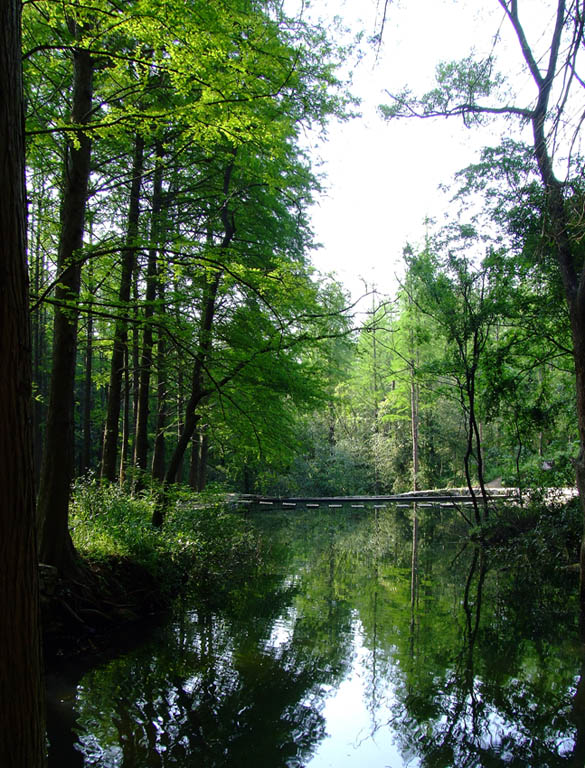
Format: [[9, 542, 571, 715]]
[[229, 488, 524, 511]]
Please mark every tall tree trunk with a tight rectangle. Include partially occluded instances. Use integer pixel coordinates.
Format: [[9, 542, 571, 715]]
[[100, 134, 144, 480], [151, 276, 167, 481], [119, 345, 130, 486], [0, 0, 46, 762], [198, 431, 209, 491], [190, 428, 209, 491], [499, 0, 585, 620], [468, 357, 489, 521], [409, 326, 419, 494], [410, 373, 419, 490], [521, 2, 585, 613], [31, 179, 48, 489], [189, 429, 200, 489], [130, 271, 140, 459], [531, 137, 585, 611], [37, 32, 93, 573], [81, 259, 94, 473], [175, 355, 185, 484], [154, 161, 236, 526], [134, 144, 164, 472], [461, 369, 483, 527], [161, 268, 223, 495]]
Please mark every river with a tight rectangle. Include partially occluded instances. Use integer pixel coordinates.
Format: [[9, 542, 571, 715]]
[[47, 504, 585, 766]]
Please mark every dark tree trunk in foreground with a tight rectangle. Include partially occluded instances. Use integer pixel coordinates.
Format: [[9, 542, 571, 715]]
[[101, 135, 144, 481], [0, 0, 46, 763], [31, 189, 48, 488], [37, 32, 93, 574]]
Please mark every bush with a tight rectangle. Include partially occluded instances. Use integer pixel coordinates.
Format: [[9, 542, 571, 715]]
[[475, 496, 581, 569], [70, 476, 263, 604]]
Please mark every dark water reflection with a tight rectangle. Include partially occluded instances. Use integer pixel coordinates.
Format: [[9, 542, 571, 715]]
[[48, 506, 585, 767]]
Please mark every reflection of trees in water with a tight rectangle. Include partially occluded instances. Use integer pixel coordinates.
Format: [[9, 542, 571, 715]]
[[71, 520, 356, 767], [388, 538, 584, 767], [314, 507, 584, 767], [315, 509, 585, 767], [59, 509, 585, 767]]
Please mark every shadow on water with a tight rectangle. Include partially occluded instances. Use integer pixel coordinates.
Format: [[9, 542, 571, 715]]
[[47, 504, 585, 767]]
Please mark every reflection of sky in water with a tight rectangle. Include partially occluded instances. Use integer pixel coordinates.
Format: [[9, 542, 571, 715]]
[[260, 600, 410, 767], [266, 609, 297, 653], [305, 620, 413, 768]]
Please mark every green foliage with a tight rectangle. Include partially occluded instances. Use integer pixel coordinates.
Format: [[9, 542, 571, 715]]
[[25, 0, 358, 510], [477, 497, 581, 572], [275, 411, 377, 496], [375, 2, 585, 534], [70, 477, 263, 602], [380, 54, 505, 126], [25, 0, 582, 548], [282, 190, 578, 498]]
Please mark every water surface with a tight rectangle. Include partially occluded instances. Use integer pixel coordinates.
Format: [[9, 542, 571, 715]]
[[48, 505, 585, 766]]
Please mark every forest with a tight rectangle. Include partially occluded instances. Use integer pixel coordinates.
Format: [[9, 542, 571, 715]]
[[21, 0, 585, 562], [2, 0, 585, 765]]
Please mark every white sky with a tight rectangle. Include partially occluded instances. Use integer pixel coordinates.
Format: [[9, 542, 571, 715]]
[[302, 0, 555, 304]]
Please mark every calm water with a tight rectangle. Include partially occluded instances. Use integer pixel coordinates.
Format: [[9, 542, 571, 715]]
[[47, 506, 585, 767]]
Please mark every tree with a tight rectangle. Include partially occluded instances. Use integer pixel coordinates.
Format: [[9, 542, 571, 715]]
[[134, 142, 165, 475], [0, 0, 46, 762], [451, 146, 578, 490], [404, 245, 506, 523], [100, 134, 145, 481], [35, 15, 93, 574], [23, 0, 352, 550], [381, 0, 585, 608]]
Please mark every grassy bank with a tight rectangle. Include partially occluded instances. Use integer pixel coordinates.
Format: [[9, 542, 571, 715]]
[[42, 478, 264, 656]]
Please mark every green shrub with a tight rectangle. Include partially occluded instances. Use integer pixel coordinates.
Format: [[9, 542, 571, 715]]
[[474, 496, 581, 569], [70, 476, 263, 603]]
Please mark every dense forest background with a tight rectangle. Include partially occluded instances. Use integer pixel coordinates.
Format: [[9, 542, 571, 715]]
[[23, 0, 584, 571]]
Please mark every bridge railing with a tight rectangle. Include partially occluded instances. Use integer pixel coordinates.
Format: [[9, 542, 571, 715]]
[[228, 487, 537, 510]]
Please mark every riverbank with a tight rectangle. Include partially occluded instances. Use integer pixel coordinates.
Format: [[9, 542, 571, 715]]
[[41, 479, 264, 660], [40, 556, 167, 659]]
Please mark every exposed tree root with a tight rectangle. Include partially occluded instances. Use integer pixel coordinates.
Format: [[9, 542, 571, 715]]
[[40, 556, 167, 660]]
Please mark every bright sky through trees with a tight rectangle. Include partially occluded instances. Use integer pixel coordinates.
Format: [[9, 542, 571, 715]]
[[303, 0, 562, 303]]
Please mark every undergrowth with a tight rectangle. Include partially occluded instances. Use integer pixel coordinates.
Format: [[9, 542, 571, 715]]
[[474, 496, 581, 571], [70, 476, 263, 605]]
